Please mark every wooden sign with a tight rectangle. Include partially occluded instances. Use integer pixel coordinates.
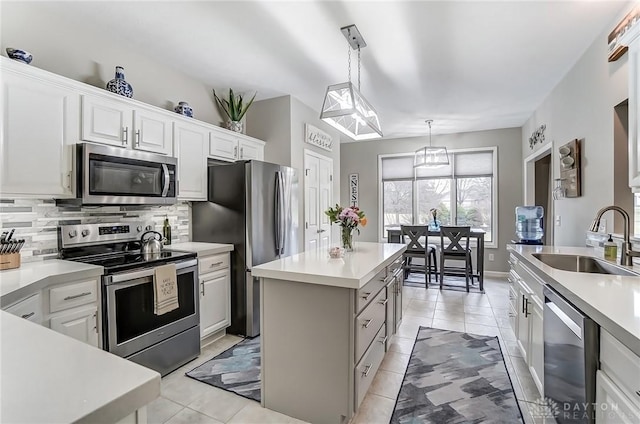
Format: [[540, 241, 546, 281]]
[[349, 173, 359, 206], [305, 124, 334, 151], [608, 4, 640, 62]]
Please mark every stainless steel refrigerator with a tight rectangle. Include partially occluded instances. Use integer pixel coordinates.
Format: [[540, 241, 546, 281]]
[[192, 160, 299, 337]]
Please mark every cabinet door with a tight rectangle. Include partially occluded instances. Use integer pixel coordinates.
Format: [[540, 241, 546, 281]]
[[528, 296, 544, 395], [173, 122, 208, 201], [626, 37, 640, 189], [515, 282, 531, 361], [4, 292, 42, 324], [238, 138, 263, 160], [133, 108, 172, 155], [395, 271, 403, 331], [385, 280, 395, 350], [1, 72, 76, 196], [209, 130, 238, 161], [596, 370, 640, 423], [81, 94, 133, 148], [199, 268, 231, 338], [50, 304, 99, 347]]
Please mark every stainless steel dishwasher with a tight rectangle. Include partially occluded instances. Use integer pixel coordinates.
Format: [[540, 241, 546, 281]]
[[544, 286, 599, 424]]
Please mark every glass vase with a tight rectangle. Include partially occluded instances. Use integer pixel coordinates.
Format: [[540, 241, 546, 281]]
[[341, 227, 354, 251]]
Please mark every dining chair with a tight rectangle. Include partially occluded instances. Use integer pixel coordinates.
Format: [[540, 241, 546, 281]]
[[400, 225, 438, 288], [439, 226, 473, 292]]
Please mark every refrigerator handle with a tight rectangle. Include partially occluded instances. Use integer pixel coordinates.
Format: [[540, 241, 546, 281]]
[[275, 172, 282, 256], [277, 171, 286, 255]]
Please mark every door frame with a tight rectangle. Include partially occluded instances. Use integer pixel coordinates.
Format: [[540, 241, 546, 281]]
[[304, 149, 333, 250], [523, 142, 553, 243]]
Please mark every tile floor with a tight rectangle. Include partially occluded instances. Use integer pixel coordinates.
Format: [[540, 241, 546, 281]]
[[149, 276, 543, 424]]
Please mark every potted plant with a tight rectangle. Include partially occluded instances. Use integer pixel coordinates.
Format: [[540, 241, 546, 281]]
[[325, 204, 367, 251], [213, 88, 256, 133]]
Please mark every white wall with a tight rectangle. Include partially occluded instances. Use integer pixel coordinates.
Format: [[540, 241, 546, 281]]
[[340, 128, 522, 272], [1, 1, 225, 126], [522, 7, 631, 246]]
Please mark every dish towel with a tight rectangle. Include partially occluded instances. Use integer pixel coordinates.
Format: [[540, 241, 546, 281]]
[[154, 263, 179, 315]]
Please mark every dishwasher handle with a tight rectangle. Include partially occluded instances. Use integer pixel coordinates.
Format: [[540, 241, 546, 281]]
[[544, 286, 585, 339]]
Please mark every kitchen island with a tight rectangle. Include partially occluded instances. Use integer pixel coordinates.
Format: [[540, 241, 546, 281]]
[[252, 242, 406, 424]]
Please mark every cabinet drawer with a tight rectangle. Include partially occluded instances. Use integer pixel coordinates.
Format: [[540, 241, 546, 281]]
[[199, 253, 229, 275], [508, 283, 518, 312], [5, 292, 42, 324], [356, 268, 388, 312], [49, 279, 98, 313], [355, 325, 387, 409], [508, 303, 517, 334], [600, 329, 640, 403], [387, 256, 403, 276], [355, 289, 387, 362]]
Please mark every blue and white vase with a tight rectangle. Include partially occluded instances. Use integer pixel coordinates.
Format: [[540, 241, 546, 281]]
[[174, 101, 193, 118], [106, 66, 133, 98], [6, 48, 33, 64]]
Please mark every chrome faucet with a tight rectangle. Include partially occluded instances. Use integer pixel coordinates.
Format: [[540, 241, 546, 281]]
[[589, 205, 640, 266]]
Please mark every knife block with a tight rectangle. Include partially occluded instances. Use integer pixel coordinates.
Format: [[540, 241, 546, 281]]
[[0, 253, 20, 270]]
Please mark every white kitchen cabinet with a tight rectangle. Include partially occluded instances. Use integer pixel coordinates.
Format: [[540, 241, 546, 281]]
[[49, 304, 99, 347], [528, 296, 544, 392], [620, 23, 640, 190], [173, 121, 208, 201], [209, 127, 264, 161], [81, 94, 172, 155], [4, 293, 43, 324], [0, 68, 76, 197], [596, 370, 640, 423], [515, 279, 531, 362], [198, 252, 231, 339]]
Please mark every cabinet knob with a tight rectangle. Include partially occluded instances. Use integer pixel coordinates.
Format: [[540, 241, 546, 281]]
[[362, 319, 372, 328], [122, 127, 129, 145], [21, 312, 35, 319], [135, 129, 141, 147], [361, 364, 372, 377]]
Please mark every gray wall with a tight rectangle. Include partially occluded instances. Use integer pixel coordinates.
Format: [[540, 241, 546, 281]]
[[521, 6, 631, 246], [341, 128, 522, 272], [1, 1, 225, 126]]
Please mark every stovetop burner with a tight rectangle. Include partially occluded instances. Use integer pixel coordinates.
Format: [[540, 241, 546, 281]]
[[74, 250, 196, 274]]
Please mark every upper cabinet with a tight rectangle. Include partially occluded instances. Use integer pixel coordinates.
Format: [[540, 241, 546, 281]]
[[0, 66, 77, 197], [622, 23, 640, 190], [210, 127, 264, 162], [173, 121, 208, 201], [81, 94, 172, 155]]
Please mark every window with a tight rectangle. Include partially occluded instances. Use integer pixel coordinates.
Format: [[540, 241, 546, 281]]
[[379, 148, 497, 245]]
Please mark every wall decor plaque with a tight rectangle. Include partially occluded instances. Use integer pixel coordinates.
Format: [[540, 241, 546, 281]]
[[305, 124, 334, 151], [349, 173, 359, 207], [558, 139, 581, 198], [529, 124, 546, 149]]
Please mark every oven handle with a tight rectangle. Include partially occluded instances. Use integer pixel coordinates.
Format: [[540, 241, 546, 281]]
[[161, 164, 170, 197], [105, 259, 198, 285]]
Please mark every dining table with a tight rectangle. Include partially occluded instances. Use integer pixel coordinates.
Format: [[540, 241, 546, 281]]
[[386, 226, 486, 292]]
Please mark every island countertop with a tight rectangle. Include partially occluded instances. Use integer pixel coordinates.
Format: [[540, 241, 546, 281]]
[[507, 244, 640, 356], [251, 242, 406, 289]]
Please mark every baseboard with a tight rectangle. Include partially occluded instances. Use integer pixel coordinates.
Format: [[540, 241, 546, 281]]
[[201, 328, 227, 348], [484, 271, 509, 278]]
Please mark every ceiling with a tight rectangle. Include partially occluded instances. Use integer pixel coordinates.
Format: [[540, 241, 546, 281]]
[[35, 1, 629, 140]]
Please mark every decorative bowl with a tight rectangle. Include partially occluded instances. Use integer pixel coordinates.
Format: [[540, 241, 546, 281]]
[[6, 48, 32, 64], [328, 246, 344, 259]]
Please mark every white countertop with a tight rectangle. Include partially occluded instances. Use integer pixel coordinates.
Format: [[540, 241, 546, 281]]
[[508, 244, 640, 355], [251, 242, 407, 289], [0, 260, 104, 307], [166, 242, 234, 257], [1, 310, 161, 424]]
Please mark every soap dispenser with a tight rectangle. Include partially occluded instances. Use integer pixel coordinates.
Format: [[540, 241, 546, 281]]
[[604, 234, 617, 261]]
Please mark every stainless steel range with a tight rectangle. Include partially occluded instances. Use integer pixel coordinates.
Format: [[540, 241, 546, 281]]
[[59, 221, 200, 376]]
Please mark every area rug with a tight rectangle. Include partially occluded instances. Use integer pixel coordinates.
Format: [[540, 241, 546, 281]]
[[185, 336, 261, 402], [391, 327, 523, 424]]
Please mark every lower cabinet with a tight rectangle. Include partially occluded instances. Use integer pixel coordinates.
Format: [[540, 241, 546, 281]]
[[4, 292, 43, 324], [198, 252, 231, 339], [199, 268, 231, 337], [50, 304, 99, 347], [596, 371, 640, 423]]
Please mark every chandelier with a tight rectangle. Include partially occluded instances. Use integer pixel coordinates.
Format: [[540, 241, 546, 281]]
[[320, 24, 382, 141], [414, 120, 449, 167]]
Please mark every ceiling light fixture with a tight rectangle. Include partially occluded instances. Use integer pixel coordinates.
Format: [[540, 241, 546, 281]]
[[320, 24, 382, 141], [414, 120, 449, 167]]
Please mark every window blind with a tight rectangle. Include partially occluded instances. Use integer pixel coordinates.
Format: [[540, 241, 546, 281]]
[[454, 151, 493, 177], [380, 156, 414, 180]]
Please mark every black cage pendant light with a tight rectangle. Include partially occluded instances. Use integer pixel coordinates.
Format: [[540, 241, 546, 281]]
[[414, 120, 449, 167], [320, 24, 382, 141]]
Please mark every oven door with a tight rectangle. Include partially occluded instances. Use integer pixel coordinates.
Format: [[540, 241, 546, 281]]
[[103, 259, 198, 358], [81, 142, 177, 205]]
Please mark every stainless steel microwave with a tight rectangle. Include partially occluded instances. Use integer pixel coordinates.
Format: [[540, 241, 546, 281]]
[[57, 143, 177, 206]]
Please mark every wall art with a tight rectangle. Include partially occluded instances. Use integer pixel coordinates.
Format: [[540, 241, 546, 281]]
[[529, 124, 546, 149], [305, 123, 334, 151]]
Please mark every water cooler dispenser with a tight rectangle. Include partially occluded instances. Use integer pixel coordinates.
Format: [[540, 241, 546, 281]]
[[514, 206, 544, 245]]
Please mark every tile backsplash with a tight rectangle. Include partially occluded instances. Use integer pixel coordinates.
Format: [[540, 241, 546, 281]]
[[0, 199, 190, 262]]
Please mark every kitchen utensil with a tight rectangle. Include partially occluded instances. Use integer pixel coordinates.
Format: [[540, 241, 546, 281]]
[[1, 232, 7, 243], [6, 229, 15, 241], [17, 239, 25, 253], [140, 230, 163, 260]]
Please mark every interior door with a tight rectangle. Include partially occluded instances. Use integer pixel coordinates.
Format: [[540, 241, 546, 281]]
[[304, 150, 333, 251], [304, 154, 320, 251]]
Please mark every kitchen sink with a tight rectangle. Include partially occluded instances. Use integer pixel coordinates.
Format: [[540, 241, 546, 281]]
[[532, 253, 639, 276]]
